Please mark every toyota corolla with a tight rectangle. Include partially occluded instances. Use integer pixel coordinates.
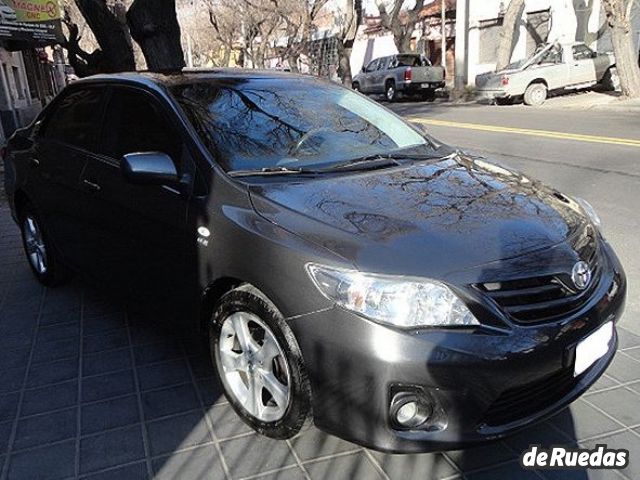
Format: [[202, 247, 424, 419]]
[[2, 71, 626, 453]]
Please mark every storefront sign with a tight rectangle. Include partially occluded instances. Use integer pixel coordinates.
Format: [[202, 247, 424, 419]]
[[0, 0, 63, 46]]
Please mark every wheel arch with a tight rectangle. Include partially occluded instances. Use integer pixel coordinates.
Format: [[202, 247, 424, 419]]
[[527, 78, 548, 89], [200, 276, 244, 332]]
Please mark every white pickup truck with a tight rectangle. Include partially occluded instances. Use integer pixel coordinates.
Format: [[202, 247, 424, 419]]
[[475, 42, 618, 106]]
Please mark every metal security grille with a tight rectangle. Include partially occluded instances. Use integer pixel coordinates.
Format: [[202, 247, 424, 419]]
[[307, 36, 340, 78]]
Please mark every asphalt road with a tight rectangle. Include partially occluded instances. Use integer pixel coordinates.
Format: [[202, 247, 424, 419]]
[[391, 101, 640, 335]]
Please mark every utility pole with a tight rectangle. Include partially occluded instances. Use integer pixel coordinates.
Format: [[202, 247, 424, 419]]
[[454, 0, 469, 92], [441, 0, 446, 68]]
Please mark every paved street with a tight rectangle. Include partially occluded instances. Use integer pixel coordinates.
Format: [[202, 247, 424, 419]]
[[1, 102, 639, 480]]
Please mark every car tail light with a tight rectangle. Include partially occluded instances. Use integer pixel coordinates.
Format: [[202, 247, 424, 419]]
[[500, 74, 509, 86], [404, 67, 412, 82]]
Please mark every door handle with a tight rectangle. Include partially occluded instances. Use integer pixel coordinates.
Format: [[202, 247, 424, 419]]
[[82, 179, 101, 191]]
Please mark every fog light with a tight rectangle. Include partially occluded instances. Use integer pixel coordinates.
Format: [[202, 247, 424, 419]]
[[390, 392, 431, 429]]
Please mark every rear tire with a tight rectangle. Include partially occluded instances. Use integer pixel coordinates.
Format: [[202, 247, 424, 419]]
[[523, 82, 547, 106], [385, 81, 398, 102], [602, 67, 620, 92], [209, 284, 312, 439], [19, 203, 72, 287]]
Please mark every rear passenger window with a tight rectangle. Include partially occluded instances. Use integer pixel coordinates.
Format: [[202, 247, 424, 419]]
[[44, 88, 105, 151], [99, 88, 182, 163]]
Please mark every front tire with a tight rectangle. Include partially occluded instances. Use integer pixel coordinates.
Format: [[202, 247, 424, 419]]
[[352, 82, 360, 92], [209, 284, 311, 439], [523, 82, 547, 106], [19, 203, 71, 286]]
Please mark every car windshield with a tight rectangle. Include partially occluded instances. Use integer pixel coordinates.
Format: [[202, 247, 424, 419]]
[[516, 44, 562, 68], [170, 77, 430, 172]]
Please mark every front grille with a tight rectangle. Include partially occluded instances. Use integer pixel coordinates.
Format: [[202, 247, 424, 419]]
[[476, 232, 601, 325], [482, 367, 577, 426]]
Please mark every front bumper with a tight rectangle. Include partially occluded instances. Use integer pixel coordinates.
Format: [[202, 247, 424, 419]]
[[287, 242, 626, 453]]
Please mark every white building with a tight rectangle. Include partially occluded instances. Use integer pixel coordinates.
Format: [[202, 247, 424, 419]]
[[465, 0, 640, 83], [350, 0, 640, 87], [0, 48, 45, 143]]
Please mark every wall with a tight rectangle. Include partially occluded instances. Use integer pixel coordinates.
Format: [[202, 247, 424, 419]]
[[350, 29, 398, 75], [464, 0, 640, 84], [0, 48, 41, 143]]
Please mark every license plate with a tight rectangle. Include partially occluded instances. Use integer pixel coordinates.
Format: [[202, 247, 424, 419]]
[[420, 84, 430, 89], [574, 321, 613, 377]]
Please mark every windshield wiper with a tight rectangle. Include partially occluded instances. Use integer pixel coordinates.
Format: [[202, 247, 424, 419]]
[[320, 152, 449, 172], [228, 166, 318, 177]]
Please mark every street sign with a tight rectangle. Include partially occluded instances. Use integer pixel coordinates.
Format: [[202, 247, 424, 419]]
[[0, 0, 63, 47]]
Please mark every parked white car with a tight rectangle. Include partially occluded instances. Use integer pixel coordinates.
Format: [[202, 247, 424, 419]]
[[475, 42, 618, 106], [0, 1, 17, 23]]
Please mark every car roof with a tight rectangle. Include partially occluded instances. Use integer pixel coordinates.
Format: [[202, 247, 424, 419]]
[[72, 69, 318, 91]]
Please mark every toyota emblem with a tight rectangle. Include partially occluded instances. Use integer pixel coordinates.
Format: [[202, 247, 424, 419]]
[[571, 261, 591, 290]]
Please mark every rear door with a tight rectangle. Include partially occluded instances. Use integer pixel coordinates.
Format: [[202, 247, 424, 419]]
[[78, 85, 193, 302], [32, 87, 107, 267]]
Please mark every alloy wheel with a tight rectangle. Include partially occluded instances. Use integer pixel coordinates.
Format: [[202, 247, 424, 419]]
[[218, 312, 291, 422], [23, 216, 47, 274], [386, 86, 395, 101]]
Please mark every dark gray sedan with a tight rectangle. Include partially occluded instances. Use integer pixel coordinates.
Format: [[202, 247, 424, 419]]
[[3, 71, 625, 453]]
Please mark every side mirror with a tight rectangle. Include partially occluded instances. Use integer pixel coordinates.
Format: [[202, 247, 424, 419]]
[[591, 51, 598, 58], [121, 152, 179, 187]]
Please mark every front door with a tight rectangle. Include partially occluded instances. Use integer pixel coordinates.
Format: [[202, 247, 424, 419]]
[[371, 56, 390, 94], [361, 59, 379, 93], [569, 44, 597, 86], [78, 86, 193, 306]]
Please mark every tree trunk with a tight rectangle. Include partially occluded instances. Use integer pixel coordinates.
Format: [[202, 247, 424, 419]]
[[394, 27, 413, 52], [74, 0, 136, 72], [127, 0, 185, 73], [602, 0, 640, 97], [339, 44, 353, 85], [495, 0, 526, 71], [221, 47, 231, 67], [287, 54, 300, 72]]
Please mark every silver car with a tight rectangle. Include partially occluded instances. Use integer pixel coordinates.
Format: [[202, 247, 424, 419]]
[[475, 42, 618, 106], [353, 53, 446, 102]]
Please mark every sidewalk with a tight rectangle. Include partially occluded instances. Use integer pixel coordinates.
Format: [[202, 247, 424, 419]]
[[539, 90, 640, 112]]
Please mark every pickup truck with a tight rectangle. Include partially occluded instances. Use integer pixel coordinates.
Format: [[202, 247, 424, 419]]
[[352, 53, 446, 102], [475, 42, 618, 106]]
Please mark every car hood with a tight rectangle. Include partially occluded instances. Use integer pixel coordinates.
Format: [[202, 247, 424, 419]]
[[248, 153, 589, 277]]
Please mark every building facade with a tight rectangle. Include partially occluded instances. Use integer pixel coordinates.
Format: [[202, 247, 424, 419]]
[[351, 0, 640, 87], [465, 0, 640, 83], [0, 46, 63, 143]]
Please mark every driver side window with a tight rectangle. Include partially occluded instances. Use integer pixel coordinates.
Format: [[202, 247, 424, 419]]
[[99, 88, 183, 169], [573, 45, 594, 61], [365, 59, 379, 73]]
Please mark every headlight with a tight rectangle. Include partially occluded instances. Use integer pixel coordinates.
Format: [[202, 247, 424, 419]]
[[575, 197, 602, 228], [306, 264, 479, 328]]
